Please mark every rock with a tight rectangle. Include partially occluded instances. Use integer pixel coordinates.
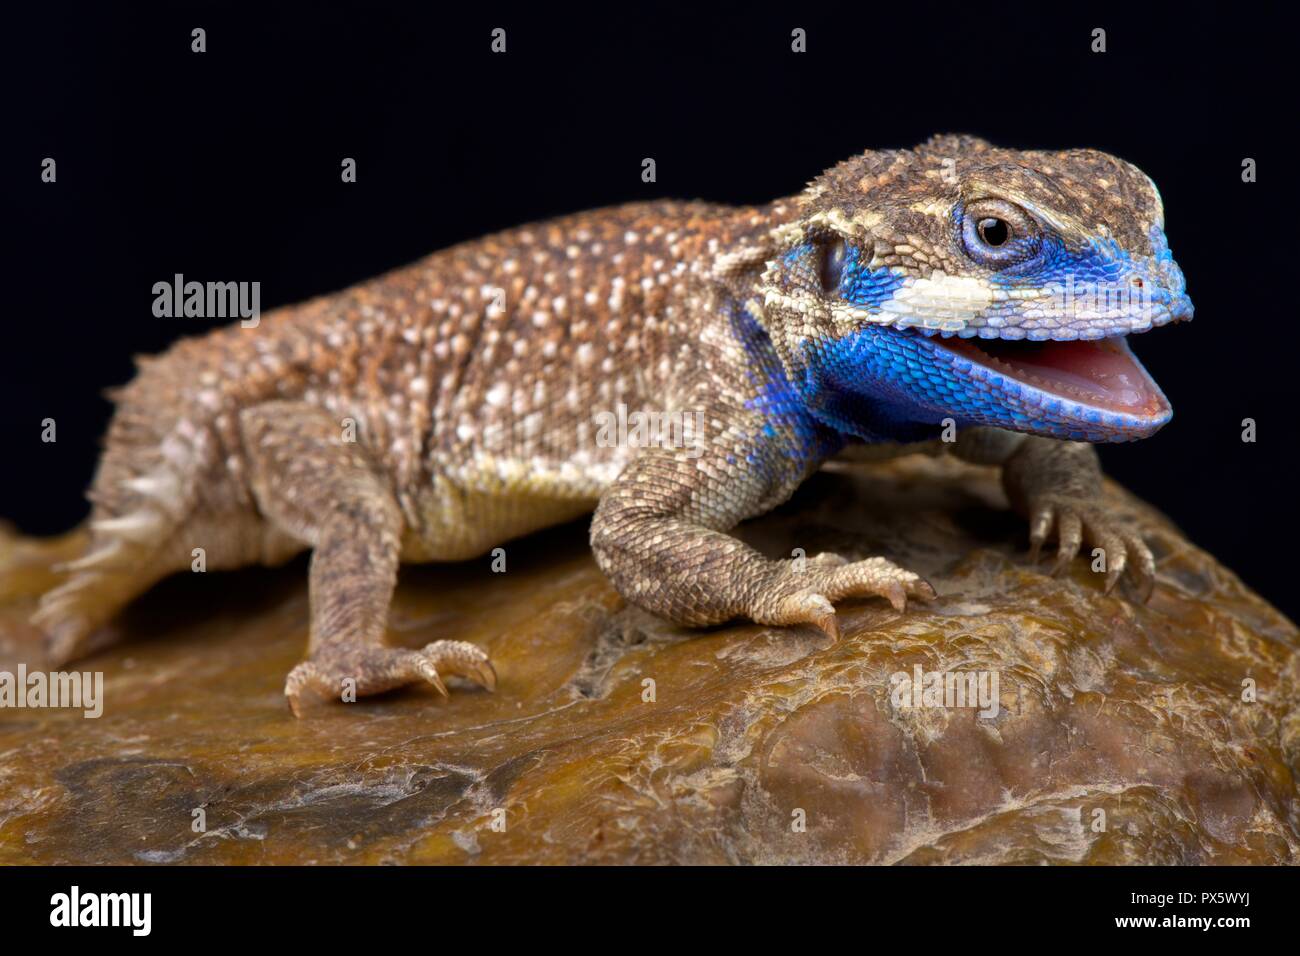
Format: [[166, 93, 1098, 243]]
[[0, 456, 1296, 864]]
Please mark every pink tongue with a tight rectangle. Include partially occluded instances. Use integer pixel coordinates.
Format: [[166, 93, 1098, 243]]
[[955, 337, 1164, 413]]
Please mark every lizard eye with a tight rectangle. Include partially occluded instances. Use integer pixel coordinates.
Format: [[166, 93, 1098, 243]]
[[817, 237, 848, 293], [961, 199, 1041, 268]]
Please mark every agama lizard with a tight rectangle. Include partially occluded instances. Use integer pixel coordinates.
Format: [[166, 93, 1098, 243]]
[[30, 135, 1192, 714]]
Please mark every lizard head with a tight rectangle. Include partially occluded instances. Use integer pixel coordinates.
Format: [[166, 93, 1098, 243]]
[[753, 135, 1192, 442]]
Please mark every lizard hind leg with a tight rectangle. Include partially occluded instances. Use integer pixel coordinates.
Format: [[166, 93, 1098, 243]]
[[238, 401, 496, 716]]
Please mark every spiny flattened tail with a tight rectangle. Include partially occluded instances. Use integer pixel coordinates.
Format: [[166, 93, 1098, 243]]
[[33, 437, 219, 662], [31, 347, 241, 659]]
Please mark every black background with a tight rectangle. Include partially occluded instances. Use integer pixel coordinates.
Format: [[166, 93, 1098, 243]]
[[3, 3, 1294, 617]]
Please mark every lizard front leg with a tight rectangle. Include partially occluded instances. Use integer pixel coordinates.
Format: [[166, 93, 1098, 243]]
[[590, 405, 934, 638], [239, 401, 495, 716], [952, 428, 1156, 599]]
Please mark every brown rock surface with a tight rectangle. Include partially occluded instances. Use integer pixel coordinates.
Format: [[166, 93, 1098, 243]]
[[1, 457, 1297, 864]]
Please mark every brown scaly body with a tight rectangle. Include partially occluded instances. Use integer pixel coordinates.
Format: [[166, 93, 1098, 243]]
[[32, 136, 1186, 713], [37, 200, 795, 705]]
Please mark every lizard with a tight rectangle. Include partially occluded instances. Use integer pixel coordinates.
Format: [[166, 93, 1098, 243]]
[[27, 134, 1192, 715]]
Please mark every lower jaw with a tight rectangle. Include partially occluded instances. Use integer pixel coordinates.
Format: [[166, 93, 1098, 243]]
[[801, 325, 1174, 444], [917, 332, 1173, 442]]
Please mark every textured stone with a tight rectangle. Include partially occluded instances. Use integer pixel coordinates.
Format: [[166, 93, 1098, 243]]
[[1, 456, 1296, 864]]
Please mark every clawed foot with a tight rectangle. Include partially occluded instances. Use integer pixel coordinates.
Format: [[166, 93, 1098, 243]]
[[284, 639, 497, 717], [753, 552, 936, 640], [1026, 494, 1155, 601]]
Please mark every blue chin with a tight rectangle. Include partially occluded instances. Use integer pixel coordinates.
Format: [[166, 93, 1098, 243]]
[[798, 324, 1173, 443]]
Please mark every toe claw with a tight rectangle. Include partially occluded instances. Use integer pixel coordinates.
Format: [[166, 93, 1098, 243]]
[[284, 662, 317, 718], [1028, 506, 1053, 564], [911, 578, 938, 601], [421, 640, 497, 692], [417, 660, 449, 697], [1052, 513, 1082, 575], [1127, 537, 1157, 603], [883, 582, 907, 612], [468, 658, 498, 692], [806, 594, 840, 641], [1139, 574, 1155, 603], [1103, 558, 1126, 595]]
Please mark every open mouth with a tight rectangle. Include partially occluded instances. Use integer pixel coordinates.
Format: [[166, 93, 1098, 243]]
[[930, 333, 1170, 419]]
